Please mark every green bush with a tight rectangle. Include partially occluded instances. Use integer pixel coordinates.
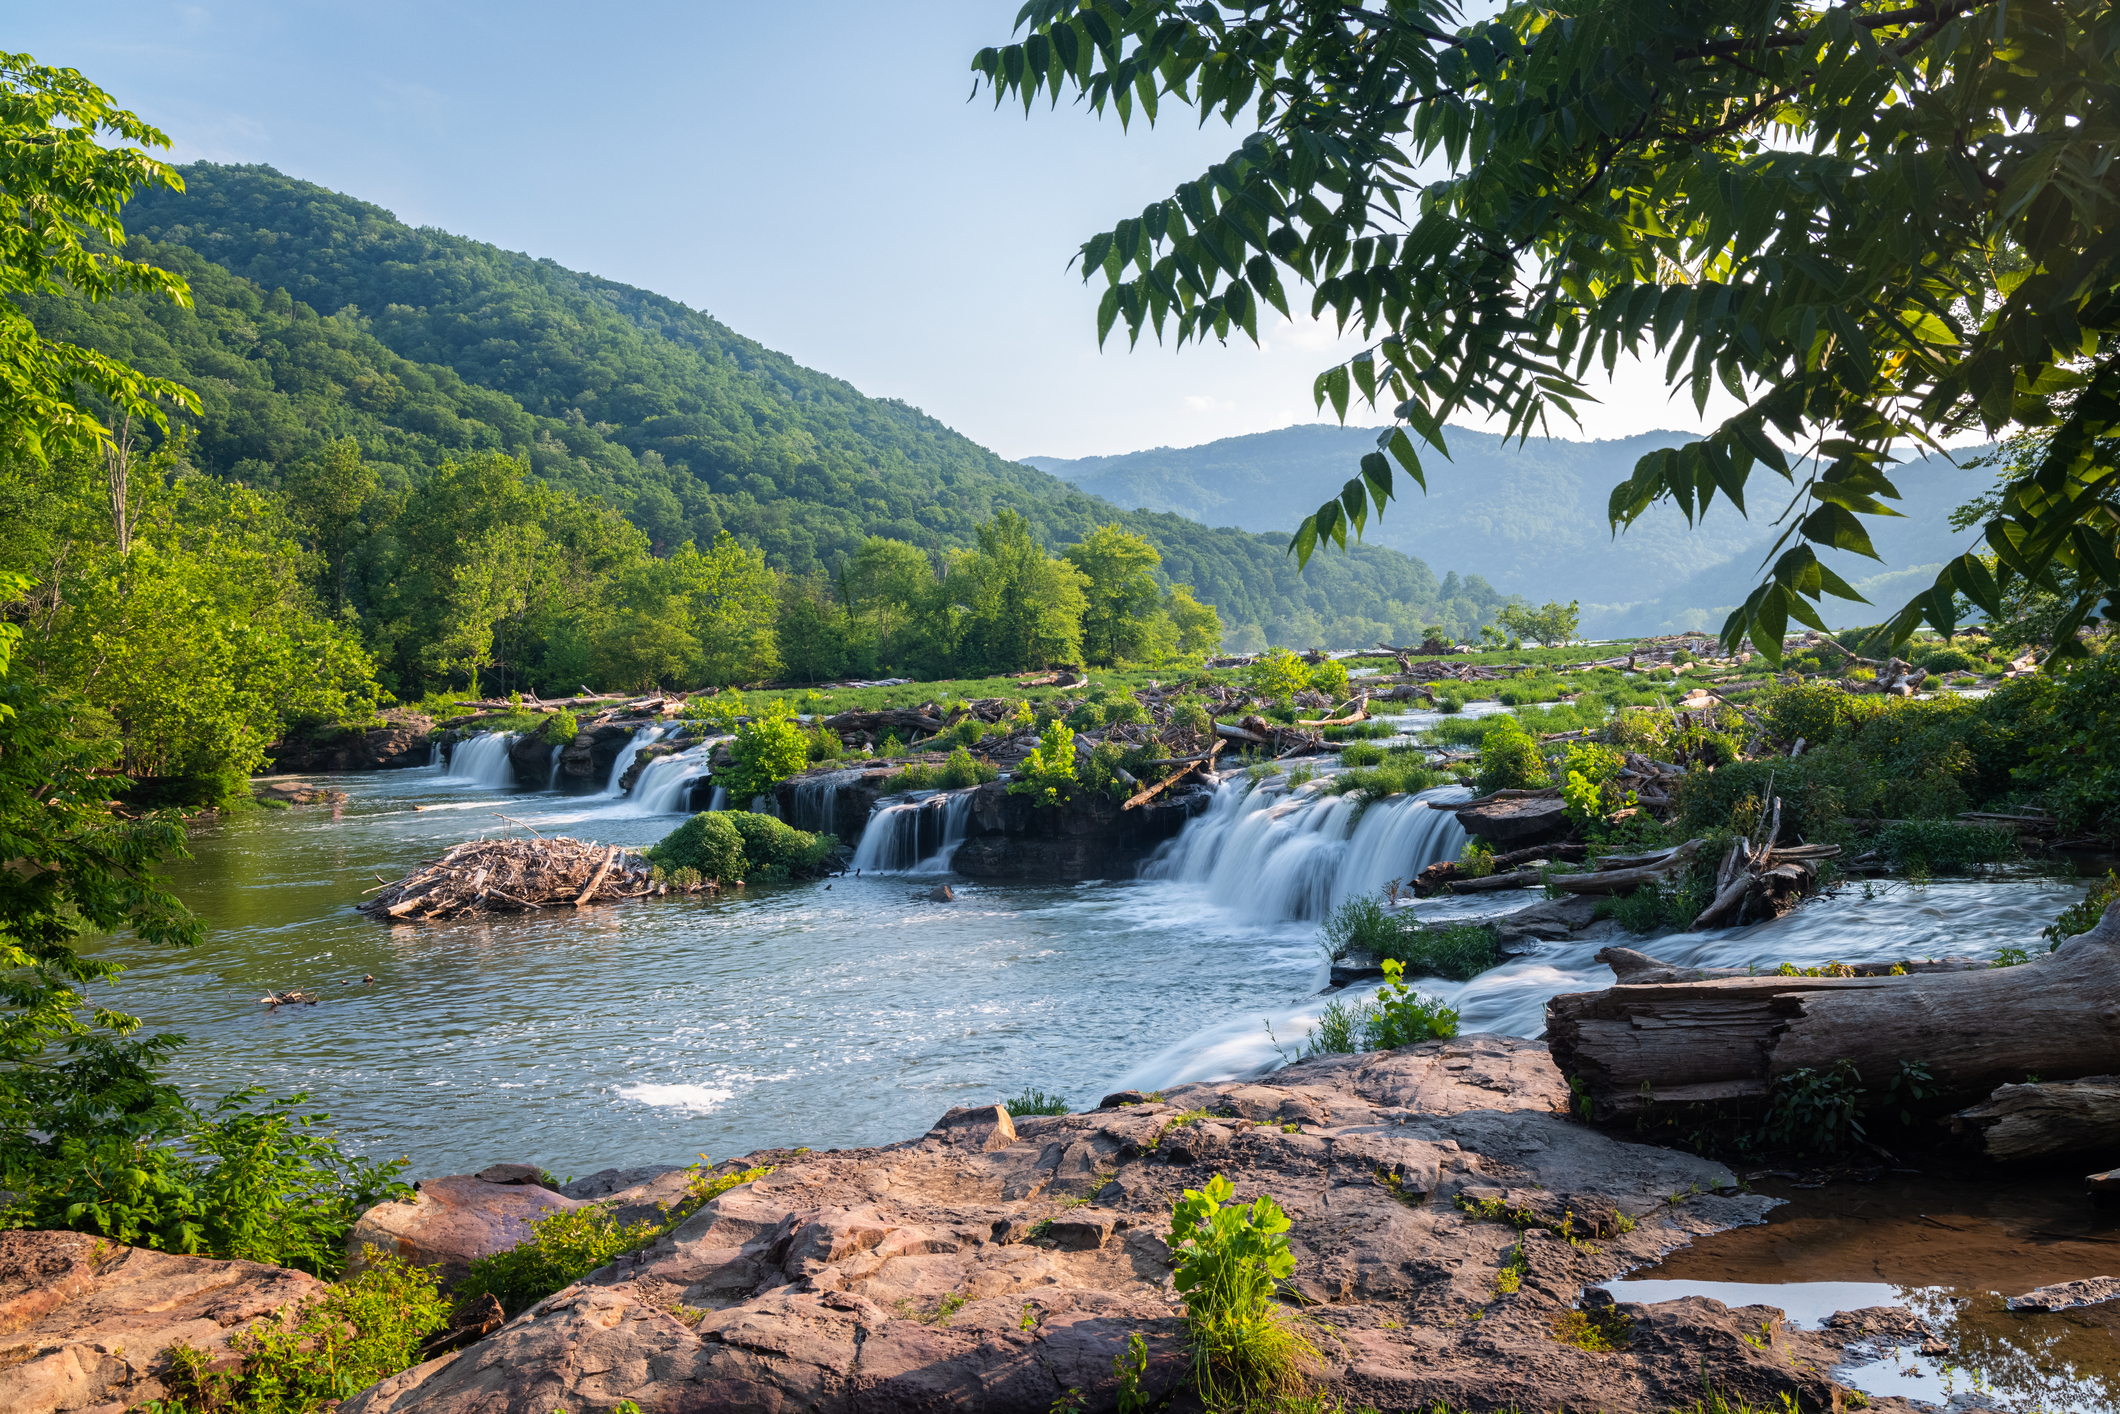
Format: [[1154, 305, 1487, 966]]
[[1318, 893, 1498, 980], [1763, 681, 1871, 747], [720, 701, 811, 802], [1172, 698, 1213, 738], [1365, 958, 1460, 1046], [1008, 719, 1077, 807], [538, 710, 579, 745], [723, 811, 836, 880], [157, 1250, 453, 1414], [648, 811, 746, 882], [806, 723, 844, 762], [1063, 701, 1106, 730], [938, 745, 998, 789], [2020, 652, 2120, 836], [1874, 818, 2016, 872], [2045, 871, 2120, 946], [950, 717, 988, 747], [1321, 752, 1444, 804], [1338, 741, 1386, 767], [1308, 657, 1350, 698], [1167, 1173, 1317, 1409], [1672, 756, 1846, 844], [455, 1204, 663, 1315], [1913, 645, 1981, 674], [1004, 1088, 1070, 1116], [1105, 697, 1150, 726], [1243, 647, 1312, 704], [1473, 716, 1547, 795]]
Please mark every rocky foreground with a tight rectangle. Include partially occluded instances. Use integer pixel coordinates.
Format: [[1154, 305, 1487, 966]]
[[4, 1036, 1952, 1414]]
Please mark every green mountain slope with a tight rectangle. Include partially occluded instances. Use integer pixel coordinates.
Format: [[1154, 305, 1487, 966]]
[[1028, 423, 1996, 636], [46, 162, 1501, 650]]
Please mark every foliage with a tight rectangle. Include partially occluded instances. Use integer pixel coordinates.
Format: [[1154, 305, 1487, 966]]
[[1558, 741, 1631, 826], [1457, 840, 1494, 879], [155, 1250, 452, 1414], [1365, 958, 1460, 1046], [1761, 1062, 1868, 1157], [1166, 1173, 1317, 1409], [1009, 718, 1078, 808], [1243, 647, 1312, 705], [1498, 600, 1581, 649], [2044, 872, 2120, 947], [1872, 819, 2016, 873], [1318, 892, 1496, 981], [455, 1204, 663, 1315], [1308, 656, 1350, 698], [1004, 1088, 1070, 1116], [973, 0, 2120, 661], [1472, 716, 1547, 796], [1320, 752, 1444, 805], [2018, 651, 2120, 836], [1553, 1304, 1633, 1354], [1337, 741, 1384, 767], [720, 811, 835, 882], [719, 699, 811, 803], [1064, 522, 1170, 665], [0, 53, 199, 465], [648, 810, 748, 883]]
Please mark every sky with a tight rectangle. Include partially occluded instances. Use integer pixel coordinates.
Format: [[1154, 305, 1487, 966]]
[[18, 1, 1742, 461]]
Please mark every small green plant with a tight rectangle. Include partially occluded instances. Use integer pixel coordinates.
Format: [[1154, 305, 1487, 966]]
[[1493, 1241, 1527, 1294], [1113, 1331, 1154, 1414], [1167, 1173, 1318, 1408], [1009, 718, 1078, 807], [938, 744, 998, 789], [1366, 958, 1460, 1046], [1991, 946, 2031, 968], [950, 716, 988, 747], [1456, 840, 1495, 879], [1553, 1304, 1633, 1352], [1472, 715, 1547, 795], [1760, 1060, 1867, 1156], [2045, 870, 2120, 946], [455, 1203, 664, 1314], [154, 1249, 452, 1413], [1005, 1088, 1070, 1116]]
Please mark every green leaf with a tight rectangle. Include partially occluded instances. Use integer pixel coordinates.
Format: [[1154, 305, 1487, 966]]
[[1798, 504, 1880, 560], [1359, 450, 1393, 514]]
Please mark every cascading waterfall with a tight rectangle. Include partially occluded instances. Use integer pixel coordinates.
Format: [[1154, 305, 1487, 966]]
[[783, 768, 869, 836], [708, 786, 730, 812], [1141, 775, 1469, 920], [427, 741, 442, 768], [444, 732, 520, 788], [630, 746, 712, 814], [850, 790, 977, 873], [601, 726, 663, 796], [546, 744, 564, 791]]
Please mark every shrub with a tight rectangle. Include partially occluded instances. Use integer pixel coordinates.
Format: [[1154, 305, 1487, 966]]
[[877, 732, 905, 758], [2045, 871, 2120, 946], [950, 717, 988, 747], [1172, 698, 1213, 738], [1167, 1173, 1318, 1408], [648, 811, 746, 882], [1064, 701, 1106, 730], [1458, 840, 1495, 878], [937, 745, 997, 789], [1557, 741, 1629, 825], [1433, 691, 1464, 713], [1913, 645, 1981, 675], [1008, 719, 1077, 807], [1004, 1088, 1069, 1116], [806, 724, 844, 762], [1672, 756, 1847, 845], [156, 1250, 453, 1414], [1244, 647, 1311, 704], [2020, 652, 2120, 836], [1365, 958, 1460, 1045], [1338, 741, 1386, 767], [1763, 680, 1871, 746], [538, 710, 579, 745], [1874, 819, 2016, 872], [720, 700, 810, 801], [1319, 892, 1394, 961], [1308, 657, 1350, 698], [1322, 753, 1444, 804], [1473, 716, 1547, 795], [1380, 921, 1500, 981], [723, 811, 835, 880], [1105, 697, 1150, 726], [455, 1204, 663, 1314]]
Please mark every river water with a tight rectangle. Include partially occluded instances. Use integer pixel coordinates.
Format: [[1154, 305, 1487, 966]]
[[86, 722, 2086, 1184]]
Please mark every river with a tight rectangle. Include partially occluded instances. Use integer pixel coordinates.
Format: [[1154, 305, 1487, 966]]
[[84, 725, 2086, 1182]]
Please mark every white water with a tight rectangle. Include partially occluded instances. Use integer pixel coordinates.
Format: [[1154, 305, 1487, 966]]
[[545, 744, 563, 790], [1142, 776, 1469, 921], [784, 767, 870, 838], [629, 745, 712, 814], [443, 732, 519, 788], [600, 725, 663, 796], [849, 790, 977, 873]]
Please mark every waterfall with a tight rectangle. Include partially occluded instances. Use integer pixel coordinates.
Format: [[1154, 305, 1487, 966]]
[[708, 786, 729, 812], [546, 744, 564, 791], [444, 732, 520, 788], [427, 741, 441, 768], [601, 726, 663, 796], [850, 790, 976, 873], [1141, 776, 1468, 920], [783, 768, 867, 836], [630, 746, 711, 814]]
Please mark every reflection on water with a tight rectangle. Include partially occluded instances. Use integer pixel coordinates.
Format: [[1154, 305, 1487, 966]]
[[1610, 1170, 2120, 1412], [95, 759, 2086, 1191]]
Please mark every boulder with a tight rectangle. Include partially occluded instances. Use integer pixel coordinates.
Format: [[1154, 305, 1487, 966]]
[[263, 710, 434, 773], [344, 1173, 591, 1289], [0, 1229, 326, 1414], [952, 778, 1206, 882], [1453, 794, 1572, 847], [339, 1035, 1888, 1414]]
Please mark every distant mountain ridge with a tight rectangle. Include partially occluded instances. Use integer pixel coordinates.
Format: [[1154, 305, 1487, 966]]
[[1028, 423, 1996, 635]]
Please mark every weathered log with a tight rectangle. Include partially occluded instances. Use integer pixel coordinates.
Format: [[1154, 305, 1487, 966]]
[[1547, 839, 1702, 895], [1549, 900, 2120, 1117], [1951, 1077, 2120, 1160], [1296, 695, 1370, 728], [1122, 740, 1222, 810], [1447, 866, 1549, 893]]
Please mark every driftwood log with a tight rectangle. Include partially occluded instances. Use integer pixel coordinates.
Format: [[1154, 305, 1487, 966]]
[[1412, 843, 1588, 897], [1951, 1077, 2120, 1160], [1550, 901, 2120, 1118]]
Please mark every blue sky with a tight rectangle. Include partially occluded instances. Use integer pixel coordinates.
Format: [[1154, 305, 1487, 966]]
[[19, 2, 1735, 459]]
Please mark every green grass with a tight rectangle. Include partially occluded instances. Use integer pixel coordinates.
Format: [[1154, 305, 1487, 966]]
[[1320, 751, 1446, 803], [1004, 1087, 1070, 1116]]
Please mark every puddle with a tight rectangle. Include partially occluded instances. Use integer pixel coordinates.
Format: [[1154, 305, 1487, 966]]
[[1602, 1169, 2120, 1412]]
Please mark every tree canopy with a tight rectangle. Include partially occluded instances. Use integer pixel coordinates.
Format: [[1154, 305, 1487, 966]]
[[975, 0, 2120, 661]]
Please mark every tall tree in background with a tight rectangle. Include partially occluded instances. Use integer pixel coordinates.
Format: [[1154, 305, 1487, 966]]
[[283, 439, 377, 616], [946, 510, 1089, 672], [976, 1, 2120, 661], [1065, 522, 1167, 665]]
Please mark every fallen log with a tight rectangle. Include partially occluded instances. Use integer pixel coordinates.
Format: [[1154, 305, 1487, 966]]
[[1123, 740, 1222, 810], [1448, 866, 1550, 893], [1413, 842, 1589, 896], [1548, 900, 2120, 1118], [1951, 1077, 2120, 1160], [1547, 839, 1703, 895], [1296, 695, 1370, 728], [359, 836, 708, 922]]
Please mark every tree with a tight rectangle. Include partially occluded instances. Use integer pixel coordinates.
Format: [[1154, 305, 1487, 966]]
[[666, 532, 781, 687], [775, 572, 850, 684], [1498, 599, 1581, 648], [0, 54, 198, 464], [976, 2, 2120, 663], [283, 439, 377, 616], [1065, 522, 1165, 665], [842, 537, 934, 670], [1164, 583, 1224, 656], [944, 511, 1088, 673]]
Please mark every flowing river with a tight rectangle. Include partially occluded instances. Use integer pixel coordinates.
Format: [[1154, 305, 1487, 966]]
[[84, 722, 2086, 1182]]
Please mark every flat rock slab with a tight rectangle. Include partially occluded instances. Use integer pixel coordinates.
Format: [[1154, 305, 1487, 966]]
[[2007, 1275, 2120, 1312], [0, 1229, 325, 1414], [341, 1034, 1902, 1414], [1455, 795, 1571, 847], [346, 1174, 593, 1289]]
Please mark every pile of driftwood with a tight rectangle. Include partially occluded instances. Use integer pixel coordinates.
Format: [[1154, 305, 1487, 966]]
[[1689, 793, 1842, 928], [358, 837, 704, 922]]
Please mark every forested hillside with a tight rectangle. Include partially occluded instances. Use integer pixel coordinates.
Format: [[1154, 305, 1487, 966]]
[[47, 162, 1507, 651]]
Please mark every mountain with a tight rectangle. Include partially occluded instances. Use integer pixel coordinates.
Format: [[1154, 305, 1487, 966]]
[[1027, 423, 1997, 636], [33, 163, 1526, 651]]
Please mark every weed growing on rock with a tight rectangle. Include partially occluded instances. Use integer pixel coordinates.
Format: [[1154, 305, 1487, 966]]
[[1005, 1088, 1070, 1116], [1553, 1303, 1633, 1352], [1493, 1241, 1527, 1294], [2043, 870, 2120, 946], [153, 1249, 451, 1413], [1167, 1173, 1317, 1409], [455, 1205, 663, 1314], [1113, 1331, 1153, 1414], [1318, 891, 1499, 981]]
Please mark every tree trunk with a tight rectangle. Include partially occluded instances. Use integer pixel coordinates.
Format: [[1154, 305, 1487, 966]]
[[1547, 901, 2120, 1117]]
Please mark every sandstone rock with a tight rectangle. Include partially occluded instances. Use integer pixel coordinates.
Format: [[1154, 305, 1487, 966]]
[[341, 1034, 1885, 1414], [0, 1230, 325, 1414], [952, 778, 1204, 882], [2006, 1275, 2120, 1312], [344, 1174, 590, 1289], [1453, 794, 1572, 847]]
